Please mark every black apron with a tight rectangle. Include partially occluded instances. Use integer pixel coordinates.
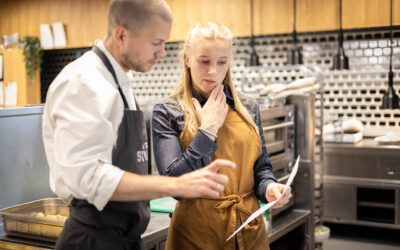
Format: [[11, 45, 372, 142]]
[[55, 46, 150, 250]]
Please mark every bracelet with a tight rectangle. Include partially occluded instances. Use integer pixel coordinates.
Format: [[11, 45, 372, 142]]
[[198, 127, 218, 139]]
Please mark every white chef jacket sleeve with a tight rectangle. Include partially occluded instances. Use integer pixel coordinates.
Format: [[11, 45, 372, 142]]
[[44, 73, 125, 211]]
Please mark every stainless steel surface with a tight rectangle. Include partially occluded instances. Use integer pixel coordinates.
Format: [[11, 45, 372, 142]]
[[259, 95, 316, 249], [1, 198, 68, 242], [294, 161, 315, 210], [269, 151, 294, 172], [287, 94, 315, 162], [0, 222, 55, 249], [262, 121, 294, 131], [323, 217, 400, 230], [269, 209, 311, 243], [324, 175, 400, 188], [294, 160, 315, 246], [260, 105, 295, 159], [287, 94, 316, 247], [323, 183, 356, 221], [0, 240, 51, 250], [142, 212, 170, 249], [323, 139, 400, 230], [0, 107, 54, 214], [260, 104, 296, 219], [0, 212, 170, 249], [266, 141, 285, 155], [324, 139, 400, 180], [325, 138, 400, 151], [277, 174, 290, 183], [285, 95, 316, 213], [259, 105, 293, 122]]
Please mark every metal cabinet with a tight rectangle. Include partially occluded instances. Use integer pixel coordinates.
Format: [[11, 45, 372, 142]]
[[323, 183, 356, 221], [323, 140, 400, 230]]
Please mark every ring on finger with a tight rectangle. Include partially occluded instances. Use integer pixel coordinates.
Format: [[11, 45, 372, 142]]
[[217, 184, 222, 192]]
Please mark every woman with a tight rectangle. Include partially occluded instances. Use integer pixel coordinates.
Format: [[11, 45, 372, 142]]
[[151, 22, 291, 250]]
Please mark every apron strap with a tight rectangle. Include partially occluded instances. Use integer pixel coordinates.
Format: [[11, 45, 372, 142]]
[[133, 94, 141, 111], [92, 46, 130, 110]]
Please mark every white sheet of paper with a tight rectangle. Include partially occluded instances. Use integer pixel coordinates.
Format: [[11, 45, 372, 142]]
[[0, 82, 3, 106], [4, 82, 17, 107], [52, 22, 67, 48], [40, 24, 54, 49], [0, 54, 3, 80], [226, 156, 300, 241]]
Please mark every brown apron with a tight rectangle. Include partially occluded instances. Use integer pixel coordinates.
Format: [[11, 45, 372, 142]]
[[166, 107, 270, 250]]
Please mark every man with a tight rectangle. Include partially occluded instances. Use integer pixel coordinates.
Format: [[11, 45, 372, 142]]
[[42, 0, 235, 249]]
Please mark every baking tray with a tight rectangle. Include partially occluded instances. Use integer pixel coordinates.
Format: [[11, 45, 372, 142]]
[[0, 198, 68, 242], [374, 136, 400, 145]]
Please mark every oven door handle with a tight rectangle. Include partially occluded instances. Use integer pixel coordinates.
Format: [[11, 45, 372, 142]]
[[262, 121, 294, 131]]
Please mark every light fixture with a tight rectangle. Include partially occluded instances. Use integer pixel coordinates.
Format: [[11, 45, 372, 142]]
[[246, 0, 261, 66], [332, 0, 349, 70], [381, 0, 399, 109], [287, 0, 303, 65]]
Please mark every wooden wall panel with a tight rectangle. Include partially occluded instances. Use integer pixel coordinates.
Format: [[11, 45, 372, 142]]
[[343, 0, 399, 29], [1, 0, 398, 106], [166, 0, 400, 40], [396, 0, 400, 25], [1, 0, 399, 45], [0, 0, 109, 48], [167, 0, 252, 39], [297, 0, 338, 32], [0, 48, 40, 106], [256, 0, 293, 35], [343, 0, 388, 29]]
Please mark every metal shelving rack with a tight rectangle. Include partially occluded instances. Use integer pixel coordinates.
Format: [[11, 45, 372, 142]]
[[238, 65, 324, 249]]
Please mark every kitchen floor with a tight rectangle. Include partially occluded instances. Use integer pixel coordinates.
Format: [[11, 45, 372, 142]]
[[323, 223, 400, 250]]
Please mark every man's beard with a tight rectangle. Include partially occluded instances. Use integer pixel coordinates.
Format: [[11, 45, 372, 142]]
[[121, 53, 151, 73]]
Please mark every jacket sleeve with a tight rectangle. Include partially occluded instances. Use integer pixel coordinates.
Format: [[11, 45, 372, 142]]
[[253, 103, 278, 204], [151, 102, 217, 177]]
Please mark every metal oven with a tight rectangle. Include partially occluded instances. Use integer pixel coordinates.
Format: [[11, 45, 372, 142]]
[[260, 104, 296, 214]]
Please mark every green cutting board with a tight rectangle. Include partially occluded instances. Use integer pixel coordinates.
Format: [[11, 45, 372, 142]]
[[150, 196, 177, 213]]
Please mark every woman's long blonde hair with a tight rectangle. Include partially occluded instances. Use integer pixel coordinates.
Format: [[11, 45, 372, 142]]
[[169, 22, 258, 139]]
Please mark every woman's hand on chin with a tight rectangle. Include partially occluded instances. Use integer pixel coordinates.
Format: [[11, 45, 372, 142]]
[[193, 84, 228, 136]]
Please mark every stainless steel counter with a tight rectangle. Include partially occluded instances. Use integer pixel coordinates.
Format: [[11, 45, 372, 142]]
[[0, 106, 54, 212], [324, 138, 400, 153], [0, 212, 170, 249], [142, 212, 170, 249], [323, 138, 400, 230], [269, 209, 311, 243], [324, 138, 400, 182]]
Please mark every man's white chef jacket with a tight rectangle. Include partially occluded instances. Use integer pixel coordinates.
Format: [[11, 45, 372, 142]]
[[42, 42, 137, 211]]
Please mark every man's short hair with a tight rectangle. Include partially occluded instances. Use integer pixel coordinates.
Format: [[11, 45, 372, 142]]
[[107, 0, 172, 35]]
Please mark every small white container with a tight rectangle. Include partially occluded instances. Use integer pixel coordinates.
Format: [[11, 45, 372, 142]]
[[314, 225, 330, 243]]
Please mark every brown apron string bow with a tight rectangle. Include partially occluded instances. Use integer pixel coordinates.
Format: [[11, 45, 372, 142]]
[[209, 191, 260, 241]]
